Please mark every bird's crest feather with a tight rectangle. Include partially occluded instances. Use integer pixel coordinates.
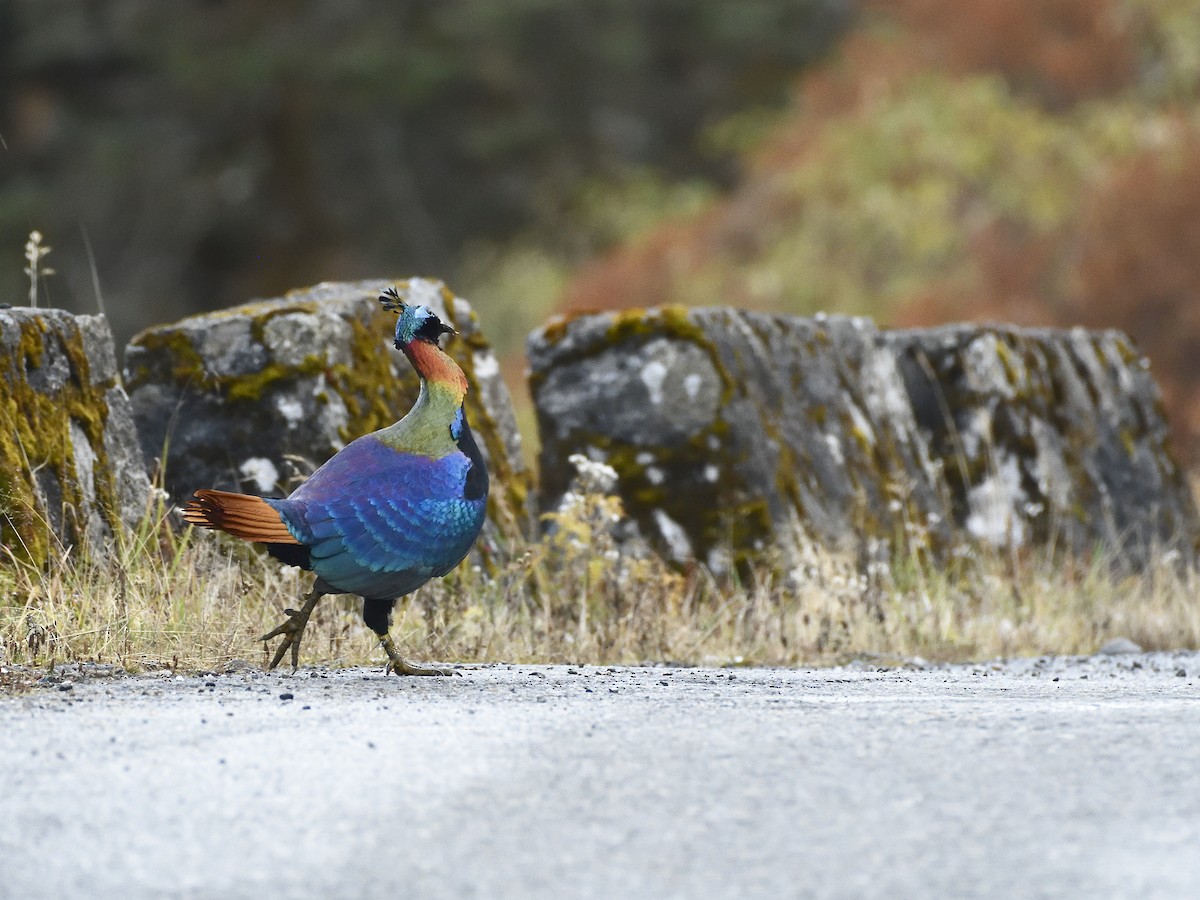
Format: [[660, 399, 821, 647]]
[[380, 287, 456, 347]]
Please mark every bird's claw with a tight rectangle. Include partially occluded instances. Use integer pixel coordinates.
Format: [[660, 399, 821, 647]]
[[380, 634, 457, 677], [385, 658, 458, 677], [260, 590, 322, 672]]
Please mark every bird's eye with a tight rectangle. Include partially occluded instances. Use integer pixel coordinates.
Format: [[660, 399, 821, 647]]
[[414, 315, 451, 342]]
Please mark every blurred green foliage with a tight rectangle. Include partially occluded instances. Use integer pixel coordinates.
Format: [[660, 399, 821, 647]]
[[549, 0, 1200, 459], [460, 167, 717, 351], [1133, 0, 1200, 101], [686, 75, 1143, 318], [0, 0, 849, 354], [11, 0, 1200, 459]]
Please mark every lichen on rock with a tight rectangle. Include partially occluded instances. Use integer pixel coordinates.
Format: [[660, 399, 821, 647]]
[[0, 308, 152, 565], [530, 306, 953, 572], [530, 308, 1199, 570], [886, 324, 1200, 568]]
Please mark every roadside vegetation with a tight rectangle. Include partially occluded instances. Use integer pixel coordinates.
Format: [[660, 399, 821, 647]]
[[5, 1, 1200, 677], [3, 481, 1198, 675]]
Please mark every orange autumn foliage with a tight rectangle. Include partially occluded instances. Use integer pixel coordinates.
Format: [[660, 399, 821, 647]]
[[1070, 139, 1200, 456], [877, 0, 1138, 107]]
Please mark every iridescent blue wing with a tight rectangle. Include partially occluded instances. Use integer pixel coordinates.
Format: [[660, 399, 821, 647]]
[[267, 435, 486, 599]]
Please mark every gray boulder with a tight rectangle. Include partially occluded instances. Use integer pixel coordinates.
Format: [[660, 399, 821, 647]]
[[124, 279, 530, 540], [0, 307, 152, 565], [529, 308, 1199, 569], [886, 324, 1199, 568], [530, 307, 953, 572]]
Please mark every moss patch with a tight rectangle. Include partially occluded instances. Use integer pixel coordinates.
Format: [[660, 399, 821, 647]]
[[0, 313, 122, 566]]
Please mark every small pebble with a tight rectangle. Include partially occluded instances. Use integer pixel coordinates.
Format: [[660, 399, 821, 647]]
[[279, 692, 294, 701]]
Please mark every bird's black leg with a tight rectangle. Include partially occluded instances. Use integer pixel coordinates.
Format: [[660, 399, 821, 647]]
[[260, 587, 324, 671]]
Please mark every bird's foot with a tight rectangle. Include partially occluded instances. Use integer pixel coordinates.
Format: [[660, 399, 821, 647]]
[[386, 658, 457, 677], [380, 634, 458, 677], [260, 589, 323, 671]]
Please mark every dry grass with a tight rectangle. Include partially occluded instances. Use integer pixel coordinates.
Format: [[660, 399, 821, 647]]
[[2, 487, 1198, 676]]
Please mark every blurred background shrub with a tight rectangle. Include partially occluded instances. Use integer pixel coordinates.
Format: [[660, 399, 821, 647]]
[[0, 0, 848, 345], [5, 0, 1200, 464]]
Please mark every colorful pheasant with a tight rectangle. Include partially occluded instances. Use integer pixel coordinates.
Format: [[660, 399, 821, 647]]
[[182, 288, 488, 675]]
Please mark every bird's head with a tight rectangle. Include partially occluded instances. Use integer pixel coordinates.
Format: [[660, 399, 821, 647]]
[[380, 287, 456, 349]]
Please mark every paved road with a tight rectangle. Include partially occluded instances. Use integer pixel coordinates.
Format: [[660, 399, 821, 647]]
[[1, 653, 1198, 899]]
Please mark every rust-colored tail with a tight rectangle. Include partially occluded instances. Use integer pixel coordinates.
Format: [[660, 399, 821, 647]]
[[182, 489, 300, 544]]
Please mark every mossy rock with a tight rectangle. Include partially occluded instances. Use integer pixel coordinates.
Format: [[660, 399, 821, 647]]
[[886, 324, 1200, 568], [529, 308, 1199, 570], [124, 279, 530, 545], [529, 306, 953, 571], [0, 308, 152, 566]]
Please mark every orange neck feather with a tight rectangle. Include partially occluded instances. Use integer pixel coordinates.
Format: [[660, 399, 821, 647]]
[[403, 340, 468, 401]]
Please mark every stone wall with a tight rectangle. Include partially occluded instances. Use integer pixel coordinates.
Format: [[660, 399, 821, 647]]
[[529, 307, 1199, 570]]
